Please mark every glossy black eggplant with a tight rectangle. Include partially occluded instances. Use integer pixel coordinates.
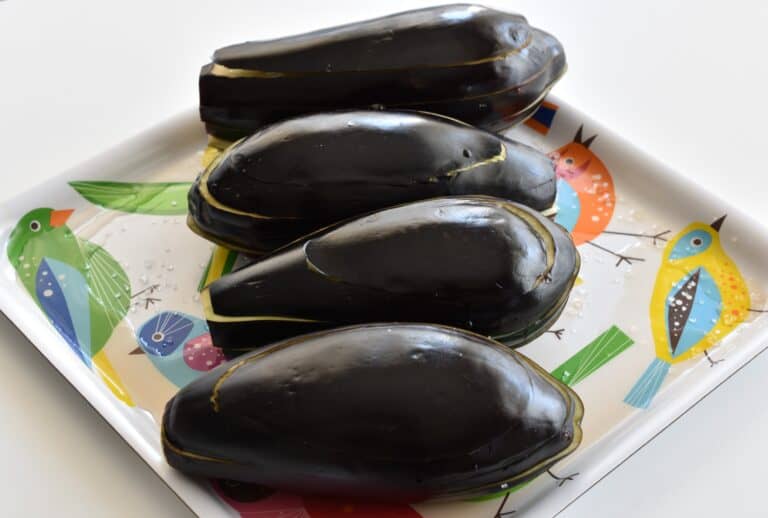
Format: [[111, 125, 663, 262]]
[[162, 323, 584, 500], [188, 110, 556, 254], [199, 4, 566, 140], [202, 196, 579, 350]]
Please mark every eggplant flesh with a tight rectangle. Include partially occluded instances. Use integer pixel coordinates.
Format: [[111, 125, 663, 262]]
[[199, 4, 566, 139], [188, 110, 556, 255], [203, 196, 579, 350], [162, 323, 584, 500]]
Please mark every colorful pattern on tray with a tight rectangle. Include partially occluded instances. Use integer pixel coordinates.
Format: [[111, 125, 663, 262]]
[[6, 208, 134, 405], [624, 218, 750, 408], [4, 100, 764, 518], [134, 311, 225, 387]]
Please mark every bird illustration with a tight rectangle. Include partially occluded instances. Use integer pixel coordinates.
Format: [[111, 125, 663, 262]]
[[624, 215, 750, 409], [549, 126, 669, 266], [550, 125, 610, 242], [133, 311, 225, 388], [6, 207, 135, 405]]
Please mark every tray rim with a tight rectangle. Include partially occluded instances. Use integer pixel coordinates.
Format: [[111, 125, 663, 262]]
[[2, 97, 768, 517]]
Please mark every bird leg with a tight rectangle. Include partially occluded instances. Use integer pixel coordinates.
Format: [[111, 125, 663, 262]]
[[602, 229, 671, 246], [547, 329, 565, 340], [704, 349, 724, 367], [493, 492, 515, 517], [547, 468, 579, 487], [131, 284, 162, 309], [586, 241, 645, 267], [748, 308, 768, 313], [142, 297, 162, 309], [130, 284, 159, 298]]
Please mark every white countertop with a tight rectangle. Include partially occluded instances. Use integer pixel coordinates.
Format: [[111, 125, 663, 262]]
[[1, 1, 767, 516]]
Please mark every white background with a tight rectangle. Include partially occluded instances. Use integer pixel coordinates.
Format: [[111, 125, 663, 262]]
[[1, 1, 767, 516]]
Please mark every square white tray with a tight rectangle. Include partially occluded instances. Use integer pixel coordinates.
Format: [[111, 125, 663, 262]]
[[2, 96, 767, 517]]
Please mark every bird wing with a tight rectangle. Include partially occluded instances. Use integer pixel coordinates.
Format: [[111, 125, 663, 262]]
[[666, 267, 722, 359], [137, 311, 194, 356], [35, 258, 91, 365], [571, 169, 614, 245], [79, 239, 130, 355], [554, 178, 580, 234]]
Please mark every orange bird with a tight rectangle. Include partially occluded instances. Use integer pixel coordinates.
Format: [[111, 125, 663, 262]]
[[549, 126, 668, 266]]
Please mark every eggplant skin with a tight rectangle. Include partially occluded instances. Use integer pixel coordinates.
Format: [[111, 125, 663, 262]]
[[162, 323, 583, 500], [203, 196, 578, 350], [199, 4, 566, 139], [188, 110, 556, 255]]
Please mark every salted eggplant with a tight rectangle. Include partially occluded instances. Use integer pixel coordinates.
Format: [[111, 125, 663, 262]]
[[188, 110, 556, 254], [162, 323, 584, 500], [202, 196, 578, 350], [199, 4, 566, 140]]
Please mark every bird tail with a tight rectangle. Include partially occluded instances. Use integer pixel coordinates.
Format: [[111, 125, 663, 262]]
[[92, 350, 135, 407], [623, 358, 670, 409]]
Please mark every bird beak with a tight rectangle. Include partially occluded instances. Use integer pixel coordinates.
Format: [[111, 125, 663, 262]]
[[50, 209, 74, 228], [129, 347, 145, 355], [710, 214, 727, 232]]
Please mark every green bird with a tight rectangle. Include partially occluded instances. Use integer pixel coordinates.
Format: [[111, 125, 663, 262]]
[[7, 207, 135, 405]]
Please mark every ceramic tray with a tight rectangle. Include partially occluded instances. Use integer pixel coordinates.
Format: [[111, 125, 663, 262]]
[[2, 96, 768, 517]]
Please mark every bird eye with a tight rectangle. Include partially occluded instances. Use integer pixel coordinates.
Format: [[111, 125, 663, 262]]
[[691, 237, 703, 247], [564, 158, 574, 165], [152, 332, 165, 342], [29, 220, 41, 232]]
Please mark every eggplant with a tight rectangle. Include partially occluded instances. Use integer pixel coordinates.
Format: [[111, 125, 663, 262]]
[[202, 196, 578, 350], [162, 323, 584, 500], [199, 4, 566, 140], [188, 110, 556, 255]]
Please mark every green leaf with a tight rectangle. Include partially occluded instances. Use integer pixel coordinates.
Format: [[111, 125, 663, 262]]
[[551, 325, 635, 386], [197, 246, 241, 291], [197, 254, 214, 292], [69, 181, 192, 215]]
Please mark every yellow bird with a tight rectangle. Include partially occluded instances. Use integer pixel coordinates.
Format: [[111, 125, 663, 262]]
[[624, 215, 750, 409]]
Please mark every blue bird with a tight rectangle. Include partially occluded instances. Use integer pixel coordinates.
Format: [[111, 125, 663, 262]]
[[133, 311, 225, 388]]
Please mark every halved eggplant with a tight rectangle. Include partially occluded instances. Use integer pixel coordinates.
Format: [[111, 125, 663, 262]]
[[199, 4, 566, 140], [202, 196, 578, 350], [162, 323, 583, 500], [188, 110, 556, 255]]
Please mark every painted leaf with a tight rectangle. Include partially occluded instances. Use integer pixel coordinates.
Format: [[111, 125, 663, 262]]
[[198, 246, 241, 291], [551, 325, 634, 386], [69, 181, 191, 215]]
